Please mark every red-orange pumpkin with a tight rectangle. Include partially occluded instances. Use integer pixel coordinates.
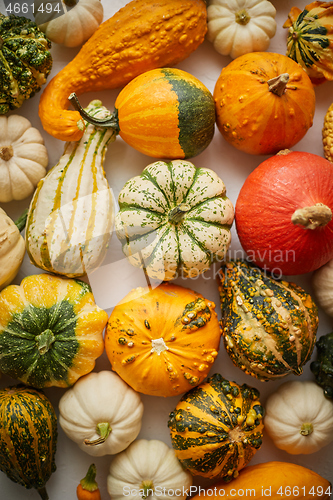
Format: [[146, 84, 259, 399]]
[[213, 52, 315, 155], [235, 150, 333, 275]]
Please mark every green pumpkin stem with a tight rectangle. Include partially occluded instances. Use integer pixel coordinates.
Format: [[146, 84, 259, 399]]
[[36, 329, 56, 355], [300, 422, 313, 436], [80, 464, 99, 492], [68, 93, 120, 132], [37, 486, 49, 500], [235, 9, 250, 25], [168, 204, 191, 223], [84, 422, 112, 446], [140, 480, 154, 499], [15, 208, 28, 232], [291, 203, 332, 229], [267, 73, 289, 97]]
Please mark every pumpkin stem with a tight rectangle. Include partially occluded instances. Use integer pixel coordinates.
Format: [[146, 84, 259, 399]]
[[291, 203, 332, 229], [36, 329, 55, 355], [68, 93, 120, 132], [15, 208, 28, 232], [37, 487, 49, 500], [151, 337, 168, 355], [235, 9, 250, 25], [168, 204, 191, 223], [267, 73, 290, 97], [84, 422, 112, 446], [0, 145, 13, 161], [140, 480, 154, 499], [79, 464, 99, 492], [300, 422, 313, 436]]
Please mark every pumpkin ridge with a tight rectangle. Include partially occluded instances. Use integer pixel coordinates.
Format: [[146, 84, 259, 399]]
[[179, 223, 215, 261], [181, 165, 202, 205], [142, 168, 172, 210]]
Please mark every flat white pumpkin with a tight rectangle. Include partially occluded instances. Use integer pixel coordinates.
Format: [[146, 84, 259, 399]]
[[107, 439, 193, 500], [34, 0, 104, 47], [264, 380, 333, 454], [115, 160, 234, 281], [0, 115, 48, 202], [207, 0, 277, 59], [58, 370, 144, 457]]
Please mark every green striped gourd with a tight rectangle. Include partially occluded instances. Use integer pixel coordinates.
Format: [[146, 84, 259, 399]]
[[218, 260, 318, 381], [115, 160, 234, 281], [283, 2, 333, 85], [0, 384, 57, 500], [25, 99, 115, 278], [168, 373, 264, 481]]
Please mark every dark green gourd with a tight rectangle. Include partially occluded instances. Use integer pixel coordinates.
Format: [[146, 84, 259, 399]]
[[311, 331, 333, 398], [0, 385, 57, 500], [217, 260, 318, 381]]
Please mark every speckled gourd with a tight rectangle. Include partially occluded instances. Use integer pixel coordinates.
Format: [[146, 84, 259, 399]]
[[217, 260, 318, 381], [323, 102, 333, 162], [168, 373, 264, 481]]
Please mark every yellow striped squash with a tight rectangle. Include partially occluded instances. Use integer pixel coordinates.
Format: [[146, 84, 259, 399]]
[[25, 100, 115, 278], [168, 373, 264, 481]]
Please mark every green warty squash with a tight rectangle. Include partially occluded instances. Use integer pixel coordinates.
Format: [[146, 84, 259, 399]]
[[310, 331, 333, 399], [0, 384, 57, 500], [168, 373, 264, 482], [0, 13, 52, 113], [25, 99, 115, 278], [218, 260, 318, 381], [115, 160, 234, 281]]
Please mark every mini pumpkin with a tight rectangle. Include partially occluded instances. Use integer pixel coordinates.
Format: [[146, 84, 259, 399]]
[[168, 373, 264, 481], [0, 273, 107, 388], [58, 370, 144, 456], [213, 52, 316, 155], [105, 282, 222, 397], [218, 260, 318, 381], [207, 0, 277, 59], [0, 114, 48, 202], [34, 0, 104, 48], [0, 208, 26, 290], [264, 381, 333, 454], [312, 260, 333, 318], [115, 159, 234, 281], [310, 331, 333, 399]]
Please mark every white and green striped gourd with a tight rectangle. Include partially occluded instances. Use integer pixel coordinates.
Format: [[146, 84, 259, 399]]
[[26, 100, 115, 277], [115, 160, 234, 281]]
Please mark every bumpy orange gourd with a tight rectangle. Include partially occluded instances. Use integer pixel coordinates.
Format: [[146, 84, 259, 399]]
[[105, 283, 222, 397], [39, 0, 207, 142], [214, 52, 315, 155], [190, 461, 332, 499]]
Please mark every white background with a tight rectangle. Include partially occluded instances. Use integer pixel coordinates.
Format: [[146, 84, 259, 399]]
[[0, 0, 332, 498]]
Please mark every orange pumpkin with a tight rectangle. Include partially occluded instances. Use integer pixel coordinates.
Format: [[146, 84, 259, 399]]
[[105, 283, 221, 397], [213, 52, 316, 155]]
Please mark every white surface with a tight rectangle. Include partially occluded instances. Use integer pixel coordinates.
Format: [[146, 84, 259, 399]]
[[0, 0, 333, 498]]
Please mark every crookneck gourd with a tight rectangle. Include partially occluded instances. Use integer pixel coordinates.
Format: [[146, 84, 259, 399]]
[[25, 99, 115, 278], [168, 373, 264, 481], [0, 384, 57, 500], [217, 260, 318, 381], [0, 273, 107, 388]]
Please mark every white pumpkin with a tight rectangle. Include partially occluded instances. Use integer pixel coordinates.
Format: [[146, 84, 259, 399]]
[[107, 439, 193, 500], [207, 0, 277, 59], [312, 259, 333, 318], [58, 370, 144, 456], [0, 208, 26, 290], [0, 115, 48, 202], [34, 0, 104, 48], [264, 380, 333, 455]]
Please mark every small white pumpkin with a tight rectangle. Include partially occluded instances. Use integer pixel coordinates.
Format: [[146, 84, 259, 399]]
[[264, 380, 333, 455], [312, 259, 333, 318], [107, 439, 193, 500], [58, 370, 144, 457], [0, 115, 48, 202], [0, 208, 26, 290], [34, 0, 104, 48], [207, 0, 277, 59]]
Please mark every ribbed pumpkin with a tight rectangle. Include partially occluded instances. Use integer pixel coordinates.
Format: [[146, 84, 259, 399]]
[[213, 52, 315, 155], [283, 2, 333, 85], [0, 273, 107, 388], [168, 373, 264, 481], [115, 159, 234, 281], [70, 67, 215, 159], [217, 260, 318, 381], [0, 384, 57, 500], [105, 283, 222, 397], [25, 99, 115, 278]]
